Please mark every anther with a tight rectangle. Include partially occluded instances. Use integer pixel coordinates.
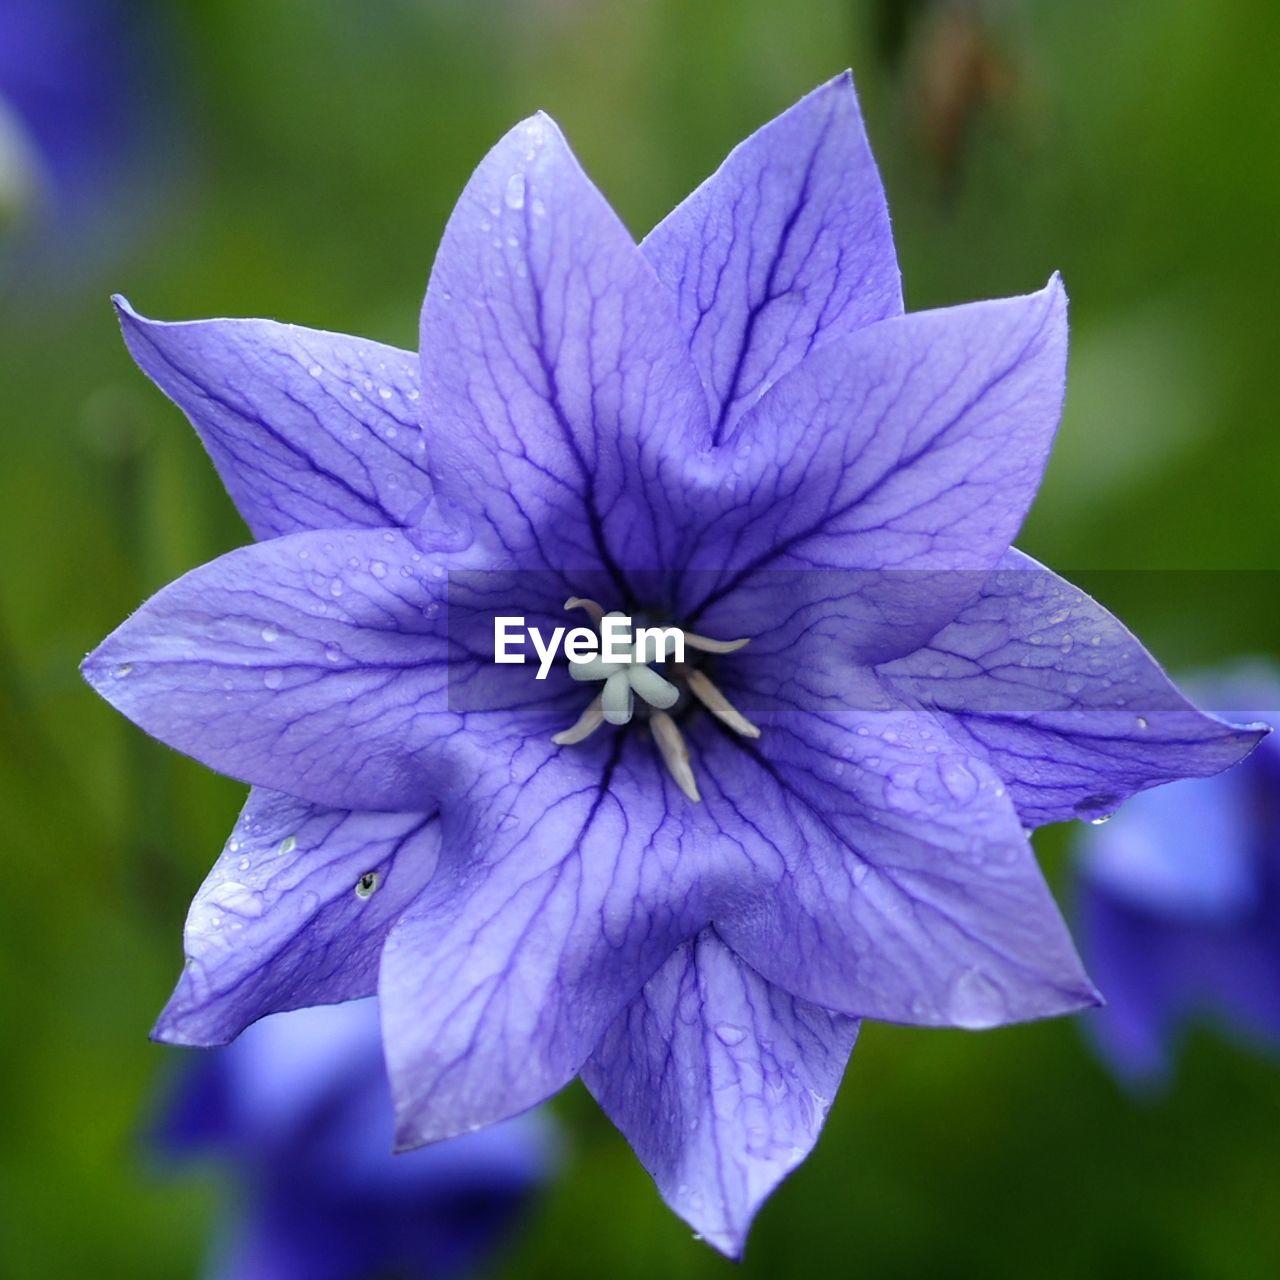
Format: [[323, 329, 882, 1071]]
[[685, 668, 761, 739], [564, 596, 605, 627], [552, 694, 605, 745], [650, 710, 701, 802]]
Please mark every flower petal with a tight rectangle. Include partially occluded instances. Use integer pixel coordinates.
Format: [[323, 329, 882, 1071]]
[[683, 280, 1069, 662], [419, 113, 709, 583], [703, 663, 1098, 1024], [114, 298, 431, 539], [81, 526, 571, 811], [582, 929, 857, 1259], [878, 550, 1268, 827], [642, 72, 901, 444], [380, 739, 751, 1146], [153, 789, 439, 1046]]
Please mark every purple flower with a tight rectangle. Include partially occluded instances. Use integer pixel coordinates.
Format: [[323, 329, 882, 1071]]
[[0, 0, 154, 236], [83, 75, 1262, 1255], [1076, 666, 1280, 1085], [162, 999, 554, 1280]]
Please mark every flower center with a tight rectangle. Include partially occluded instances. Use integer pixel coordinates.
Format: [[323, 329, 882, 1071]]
[[550, 596, 760, 802]]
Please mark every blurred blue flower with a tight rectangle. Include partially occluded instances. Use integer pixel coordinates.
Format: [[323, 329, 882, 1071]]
[[0, 0, 175, 266], [162, 998, 556, 1280], [1077, 666, 1280, 1084]]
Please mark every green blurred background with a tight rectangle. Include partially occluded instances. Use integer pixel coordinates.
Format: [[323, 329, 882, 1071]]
[[2, 1, 1278, 1276]]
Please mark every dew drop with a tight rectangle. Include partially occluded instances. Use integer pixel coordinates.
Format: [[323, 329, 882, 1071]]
[[263, 670, 283, 690], [277, 835, 297, 856], [1075, 793, 1117, 825], [938, 756, 978, 802], [1135, 716, 1149, 731], [324, 643, 342, 664], [329, 578, 344, 597], [370, 560, 387, 579], [113, 663, 133, 678], [947, 968, 1007, 1029], [714, 1022, 747, 1047], [260, 624, 279, 643], [504, 172, 527, 211], [307, 364, 323, 378], [355, 870, 381, 900]]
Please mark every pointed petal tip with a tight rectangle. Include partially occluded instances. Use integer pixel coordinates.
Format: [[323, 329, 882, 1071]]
[[665, 1193, 753, 1260], [150, 996, 233, 1049]]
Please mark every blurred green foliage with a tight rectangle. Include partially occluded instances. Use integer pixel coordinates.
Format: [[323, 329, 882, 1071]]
[[1, 1, 1278, 1277]]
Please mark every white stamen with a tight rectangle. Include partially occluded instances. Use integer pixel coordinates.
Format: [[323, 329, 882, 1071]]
[[683, 632, 750, 654], [651, 711, 701, 802], [552, 694, 606, 745], [564, 596, 605, 627], [685, 669, 761, 738]]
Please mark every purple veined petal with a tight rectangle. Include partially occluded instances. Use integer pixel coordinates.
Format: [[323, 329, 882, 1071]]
[[702, 662, 1098, 1025], [114, 298, 431, 540], [379, 736, 756, 1147], [681, 280, 1069, 663], [642, 71, 902, 445], [419, 112, 710, 587], [81, 526, 575, 811], [582, 929, 858, 1259], [154, 789, 439, 1047], [877, 549, 1268, 828]]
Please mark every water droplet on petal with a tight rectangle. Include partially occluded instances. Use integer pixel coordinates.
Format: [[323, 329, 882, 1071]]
[[113, 663, 132, 678], [1075, 793, 1117, 825], [260, 625, 279, 643], [938, 755, 978, 803], [504, 172, 526, 211], [947, 968, 1007, 1029], [355, 870, 380, 900], [263, 670, 283, 690], [277, 835, 297, 855], [714, 1023, 747, 1047], [307, 364, 323, 378], [329, 578, 344, 597]]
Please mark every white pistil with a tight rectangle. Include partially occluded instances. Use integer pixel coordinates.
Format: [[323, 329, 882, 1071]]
[[563, 608, 679, 723], [551, 597, 758, 802]]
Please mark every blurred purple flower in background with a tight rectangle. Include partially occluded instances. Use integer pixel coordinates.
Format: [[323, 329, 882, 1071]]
[[83, 74, 1263, 1253], [1077, 666, 1280, 1085], [0, 0, 174, 269], [162, 999, 555, 1280]]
